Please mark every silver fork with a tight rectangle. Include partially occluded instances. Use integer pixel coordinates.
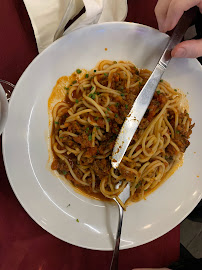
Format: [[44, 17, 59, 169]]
[[0, 79, 15, 101], [110, 182, 130, 270]]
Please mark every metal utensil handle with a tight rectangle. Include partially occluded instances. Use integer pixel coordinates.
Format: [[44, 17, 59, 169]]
[[0, 79, 15, 101], [159, 6, 198, 66], [110, 201, 123, 270], [54, 0, 74, 41], [111, 6, 197, 169]]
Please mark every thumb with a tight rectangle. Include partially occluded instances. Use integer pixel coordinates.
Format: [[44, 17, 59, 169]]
[[171, 39, 202, 58]]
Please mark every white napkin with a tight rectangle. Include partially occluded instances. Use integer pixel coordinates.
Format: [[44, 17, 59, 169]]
[[23, 0, 128, 53]]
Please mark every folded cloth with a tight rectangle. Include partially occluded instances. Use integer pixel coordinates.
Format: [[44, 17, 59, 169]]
[[23, 0, 128, 53]]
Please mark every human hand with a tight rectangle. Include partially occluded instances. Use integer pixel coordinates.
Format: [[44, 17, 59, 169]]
[[155, 0, 202, 58]]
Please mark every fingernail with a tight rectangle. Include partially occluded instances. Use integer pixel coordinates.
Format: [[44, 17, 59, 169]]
[[173, 47, 186, 58]]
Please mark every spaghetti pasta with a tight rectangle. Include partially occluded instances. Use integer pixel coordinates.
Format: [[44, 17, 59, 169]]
[[49, 60, 194, 208]]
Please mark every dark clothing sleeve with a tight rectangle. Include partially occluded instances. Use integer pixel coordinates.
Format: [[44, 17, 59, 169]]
[[169, 258, 202, 270], [168, 244, 202, 270]]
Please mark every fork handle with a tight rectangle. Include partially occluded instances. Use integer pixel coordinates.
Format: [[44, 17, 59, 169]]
[[110, 200, 124, 270], [0, 79, 15, 101]]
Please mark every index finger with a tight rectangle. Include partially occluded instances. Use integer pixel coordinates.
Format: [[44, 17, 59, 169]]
[[155, 0, 172, 32], [164, 0, 201, 32]]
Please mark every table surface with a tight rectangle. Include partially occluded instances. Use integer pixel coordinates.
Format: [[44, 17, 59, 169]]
[[0, 1, 180, 269]]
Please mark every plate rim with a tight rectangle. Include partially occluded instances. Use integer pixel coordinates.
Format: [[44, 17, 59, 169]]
[[2, 21, 202, 250]]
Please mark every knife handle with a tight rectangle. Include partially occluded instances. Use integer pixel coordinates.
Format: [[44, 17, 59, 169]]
[[160, 6, 198, 66], [111, 7, 198, 169]]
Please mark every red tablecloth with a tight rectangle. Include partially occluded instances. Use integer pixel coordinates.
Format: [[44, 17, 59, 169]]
[[0, 1, 180, 269]]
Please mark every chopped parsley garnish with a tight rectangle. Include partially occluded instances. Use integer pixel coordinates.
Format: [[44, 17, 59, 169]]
[[89, 93, 96, 99], [75, 99, 79, 103], [72, 80, 77, 84], [95, 117, 99, 121], [135, 183, 141, 189], [156, 90, 161, 94], [176, 130, 180, 134], [86, 127, 89, 132], [107, 107, 110, 111], [88, 135, 92, 141], [121, 93, 125, 97], [107, 118, 111, 122], [160, 79, 163, 82], [115, 128, 118, 132], [139, 82, 142, 86], [115, 102, 119, 107], [174, 89, 177, 92], [115, 113, 118, 118], [96, 126, 99, 130], [85, 74, 89, 78], [64, 87, 69, 90], [96, 92, 100, 95], [125, 104, 128, 109], [76, 69, 82, 74], [76, 219, 79, 222], [62, 170, 67, 175], [91, 86, 94, 90], [135, 70, 139, 75], [55, 121, 59, 124], [104, 73, 108, 76]]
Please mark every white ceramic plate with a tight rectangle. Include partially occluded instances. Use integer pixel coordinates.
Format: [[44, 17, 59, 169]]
[[3, 22, 202, 250]]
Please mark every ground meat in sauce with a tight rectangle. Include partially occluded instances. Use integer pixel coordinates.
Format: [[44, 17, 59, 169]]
[[51, 159, 70, 175], [166, 144, 177, 156], [123, 91, 138, 114], [118, 164, 135, 181], [62, 136, 78, 148], [73, 133, 92, 148], [79, 156, 94, 166], [65, 122, 82, 134], [139, 118, 150, 130], [51, 65, 194, 199], [92, 159, 110, 180], [173, 137, 190, 152], [83, 147, 97, 157]]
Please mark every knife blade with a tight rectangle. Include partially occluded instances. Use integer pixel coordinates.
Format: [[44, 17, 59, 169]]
[[111, 7, 197, 169]]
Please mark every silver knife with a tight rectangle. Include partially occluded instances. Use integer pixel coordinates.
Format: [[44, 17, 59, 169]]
[[111, 7, 197, 169]]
